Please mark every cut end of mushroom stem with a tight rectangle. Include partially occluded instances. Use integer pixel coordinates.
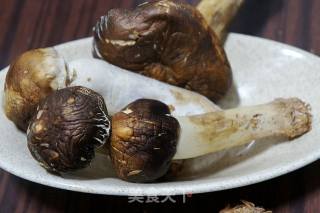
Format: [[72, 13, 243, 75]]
[[174, 98, 312, 160], [197, 0, 245, 41]]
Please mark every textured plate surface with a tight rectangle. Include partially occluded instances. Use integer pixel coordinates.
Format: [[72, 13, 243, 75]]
[[0, 33, 319, 196]]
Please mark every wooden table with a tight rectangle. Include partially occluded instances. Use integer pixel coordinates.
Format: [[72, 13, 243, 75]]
[[0, 0, 319, 212]]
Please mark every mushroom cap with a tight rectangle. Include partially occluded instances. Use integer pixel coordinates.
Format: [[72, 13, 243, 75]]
[[4, 48, 69, 131], [27, 86, 111, 173], [93, 0, 232, 101], [110, 99, 180, 182]]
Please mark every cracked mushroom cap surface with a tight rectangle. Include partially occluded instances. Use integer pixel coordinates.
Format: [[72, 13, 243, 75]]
[[27, 86, 111, 173], [4, 48, 69, 131], [93, 0, 232, 101], [110, 99, 180, 182]]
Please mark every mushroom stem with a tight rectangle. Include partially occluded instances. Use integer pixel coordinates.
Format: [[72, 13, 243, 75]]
[[197, 0, 245, 41], [174, 98, 311, 160]]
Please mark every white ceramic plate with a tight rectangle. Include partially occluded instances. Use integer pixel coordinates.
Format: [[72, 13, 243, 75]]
[[0, 33, 319, 196]]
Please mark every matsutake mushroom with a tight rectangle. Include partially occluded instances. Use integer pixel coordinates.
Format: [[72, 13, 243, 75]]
[[110, 99, 180, 182], [4, 0, 243, 130], [219, 200, 271, 213], [110, 98, 311, 182], [93, 0, 236, 101], [27, 86, 111, 172], [4, 48, 69, 131], [4, 56, 218, 133]]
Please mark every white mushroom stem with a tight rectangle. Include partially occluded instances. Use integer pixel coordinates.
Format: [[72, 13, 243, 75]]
[[197, 0, 245, 41], [174, 98, 312, 160], [68, 58, 218, 115]]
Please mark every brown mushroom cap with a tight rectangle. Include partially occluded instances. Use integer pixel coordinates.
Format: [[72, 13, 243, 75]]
[[4, 48, 69, 131], [93, 0, 232, 101], [110, 99, 180, 182], [27, 86, 111, 173]]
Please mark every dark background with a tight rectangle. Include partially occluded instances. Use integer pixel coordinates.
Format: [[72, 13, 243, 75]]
[[0, 0, 319, 212]]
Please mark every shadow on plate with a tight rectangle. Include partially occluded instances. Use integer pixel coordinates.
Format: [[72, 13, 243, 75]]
[[170, 136, 288, 181], [62, 152, 117, 180], [218, 82, 240, 109]]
